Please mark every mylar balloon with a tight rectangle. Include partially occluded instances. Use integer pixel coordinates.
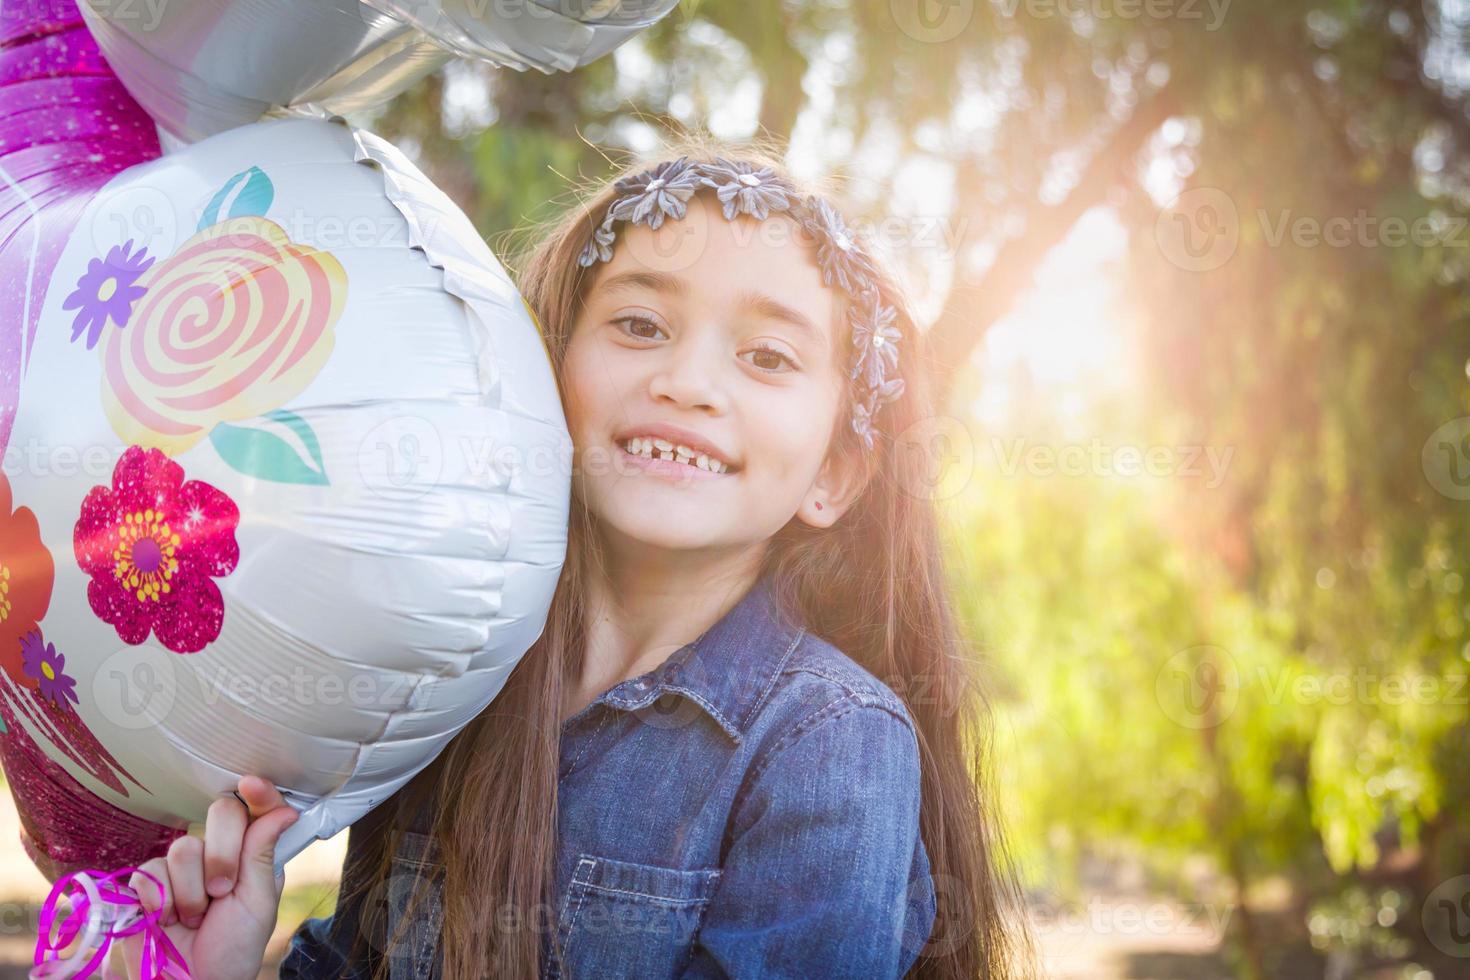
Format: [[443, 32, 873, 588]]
[[366, 0, 684, 71], [1, 79, 569, 889], [79, 0, 681, 142]]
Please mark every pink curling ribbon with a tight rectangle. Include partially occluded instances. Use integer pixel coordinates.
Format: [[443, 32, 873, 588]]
[[32, 868, 191, 980]]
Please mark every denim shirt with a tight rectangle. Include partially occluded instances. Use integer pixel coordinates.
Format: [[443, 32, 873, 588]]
[[280, 574, 937, 978]]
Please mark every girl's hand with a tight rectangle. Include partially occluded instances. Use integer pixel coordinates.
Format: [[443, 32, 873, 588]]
[[123, 775, 299, 980]]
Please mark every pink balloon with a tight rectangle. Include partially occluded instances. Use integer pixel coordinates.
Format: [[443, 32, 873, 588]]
[[0, 0, 174, 877], [0, 0, 161, 456]]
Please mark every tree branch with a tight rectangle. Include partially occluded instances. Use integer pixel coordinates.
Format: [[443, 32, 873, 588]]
[[928, 89, 1180, 403]]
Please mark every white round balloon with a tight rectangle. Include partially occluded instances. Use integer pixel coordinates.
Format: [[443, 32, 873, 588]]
[[0, 115, 569, 867], [78, 0, 681, 142]]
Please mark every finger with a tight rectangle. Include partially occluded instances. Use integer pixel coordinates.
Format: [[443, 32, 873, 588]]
[[236, 774, 287, 820], [129, 857, 171, 925], [237, 804, 300, 898], [203, 795, 248, 898], [165, 835, 208, 928]]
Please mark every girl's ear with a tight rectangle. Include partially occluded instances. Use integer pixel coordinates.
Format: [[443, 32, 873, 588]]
[[796, 446, 868, 529]]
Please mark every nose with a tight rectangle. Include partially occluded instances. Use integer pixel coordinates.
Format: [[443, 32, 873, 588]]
[[646, 330, 729, 414]]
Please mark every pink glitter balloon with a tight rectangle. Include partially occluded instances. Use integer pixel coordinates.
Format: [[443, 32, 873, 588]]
[[0, 0, 176, 882], [0, 0, 162, 454]]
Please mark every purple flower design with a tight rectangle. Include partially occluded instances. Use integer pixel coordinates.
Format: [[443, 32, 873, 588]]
[[699, 159, 794, 221], [871, 375, 905, 406], [850, 376, 906, 449], [20, 630, 79, 710], [851, 398, 878, 449], [849, 289, 902, 389], [801, 196, 875, 294], [608, 156, 705, 230], [578, 217, 619, 268], [62, 240, 155, 350]]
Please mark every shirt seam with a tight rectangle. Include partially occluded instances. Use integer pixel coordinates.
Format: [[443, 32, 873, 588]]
[[784, 661, 913, 720], [733, 625, 807, 733], [739, 696, 920, 803]]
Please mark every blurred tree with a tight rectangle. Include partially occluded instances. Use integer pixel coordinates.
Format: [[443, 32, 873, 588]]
[[355, 1, 1470, 975]]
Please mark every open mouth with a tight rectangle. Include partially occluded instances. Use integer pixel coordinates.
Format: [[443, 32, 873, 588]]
[[618, 436, 738, 475]]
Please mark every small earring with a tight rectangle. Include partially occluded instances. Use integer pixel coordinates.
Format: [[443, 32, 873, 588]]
[[814, 501, 823, 511]]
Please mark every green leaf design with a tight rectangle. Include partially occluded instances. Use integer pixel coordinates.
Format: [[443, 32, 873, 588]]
[[209, 410, 329, 485], [199, 166, 274, 230]]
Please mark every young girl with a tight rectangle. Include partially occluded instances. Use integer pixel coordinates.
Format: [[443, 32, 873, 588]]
[[127, 138, 1030, 979]]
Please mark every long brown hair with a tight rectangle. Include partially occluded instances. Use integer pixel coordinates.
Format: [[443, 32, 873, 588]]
[[344, 133, 1033, 979]]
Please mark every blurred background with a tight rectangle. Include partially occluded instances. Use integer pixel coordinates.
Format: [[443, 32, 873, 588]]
[[6, 0, 1470, 977]]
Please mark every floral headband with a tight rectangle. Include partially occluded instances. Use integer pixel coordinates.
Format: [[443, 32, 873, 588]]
[[576, 156, 905, 449]]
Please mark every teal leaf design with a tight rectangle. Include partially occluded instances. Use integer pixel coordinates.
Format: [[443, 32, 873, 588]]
[[199, 166, 274, 230], [209, 410, 329, 485]]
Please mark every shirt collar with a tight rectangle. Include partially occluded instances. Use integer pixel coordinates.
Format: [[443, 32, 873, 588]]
[[599, 573, 807, 744]]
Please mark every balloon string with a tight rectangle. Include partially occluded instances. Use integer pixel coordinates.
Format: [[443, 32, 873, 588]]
[[31, 869, 191, 980]]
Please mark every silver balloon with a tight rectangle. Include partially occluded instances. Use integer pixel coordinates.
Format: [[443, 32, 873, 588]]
[[78, 0, 680, 143], [366, 0, 682, 70]]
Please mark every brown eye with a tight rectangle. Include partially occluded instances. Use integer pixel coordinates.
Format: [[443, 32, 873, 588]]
[[614, 315, 666, 341], [742, 343, 797, 373]]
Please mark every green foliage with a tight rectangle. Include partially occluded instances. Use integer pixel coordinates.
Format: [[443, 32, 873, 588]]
[[365, 0, 1470, 971]]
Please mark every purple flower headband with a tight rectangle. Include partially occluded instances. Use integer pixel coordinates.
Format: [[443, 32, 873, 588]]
[[576, 156, 905, 449]]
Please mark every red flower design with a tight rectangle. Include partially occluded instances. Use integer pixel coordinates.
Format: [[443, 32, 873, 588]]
[[0, 472, 56, 689], [74, 446, 240, 654]]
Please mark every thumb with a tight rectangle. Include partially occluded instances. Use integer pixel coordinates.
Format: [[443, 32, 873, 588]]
[[237, 806, 299, 899]]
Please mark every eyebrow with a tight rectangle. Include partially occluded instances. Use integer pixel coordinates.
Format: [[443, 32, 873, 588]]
[[599, 270, 827, 350]]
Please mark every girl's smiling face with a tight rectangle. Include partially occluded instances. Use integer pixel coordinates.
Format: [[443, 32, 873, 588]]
[[563, 193, 865, 555]]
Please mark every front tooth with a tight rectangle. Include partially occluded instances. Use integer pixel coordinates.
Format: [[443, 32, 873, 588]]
[[627, 437, 642, 455], [660, 450, 673, 460], [716, 460, 727, 473], [652, 438, 673, 452], [675, 443, 695, 458], [696, 454, 709, 470]]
